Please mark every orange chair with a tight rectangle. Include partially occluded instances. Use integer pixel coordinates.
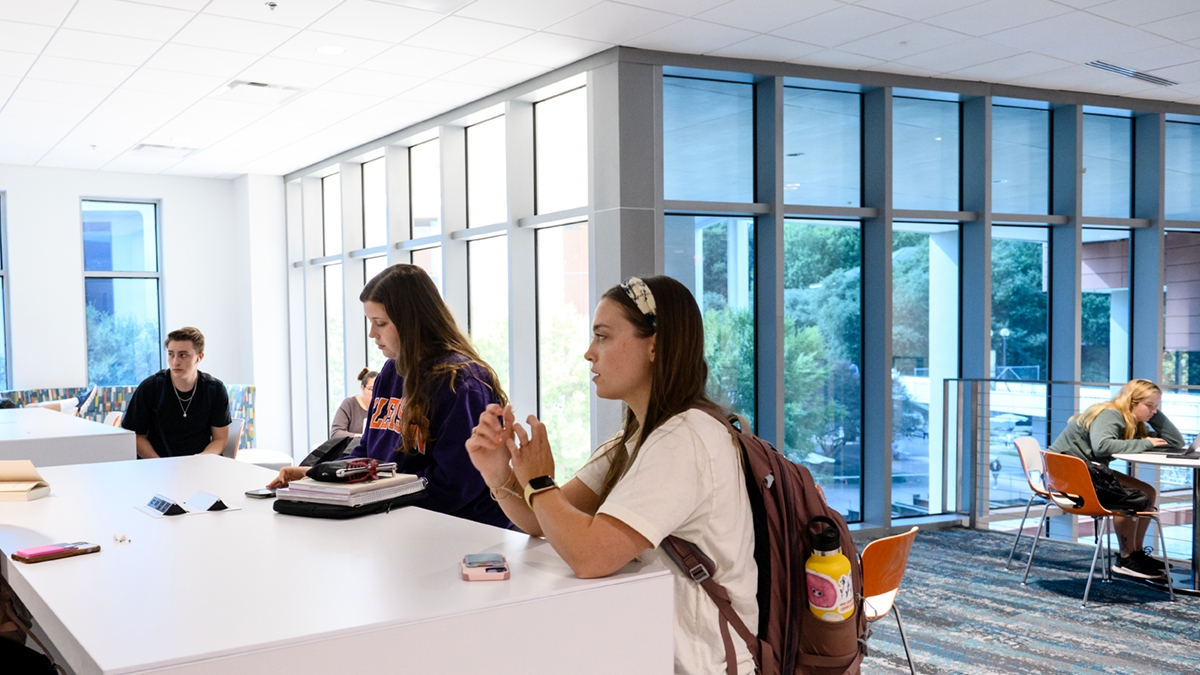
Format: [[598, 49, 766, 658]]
[[1005, 437, 1053, 578], [861, 526, 919, 675], [1038, 450, 1174, 606]]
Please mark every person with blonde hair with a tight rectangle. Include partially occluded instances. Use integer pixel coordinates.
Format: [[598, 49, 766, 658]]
[[1048, 378, 1184, 579]]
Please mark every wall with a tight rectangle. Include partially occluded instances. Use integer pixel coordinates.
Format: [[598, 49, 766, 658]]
[[0, 164, 291, 449]]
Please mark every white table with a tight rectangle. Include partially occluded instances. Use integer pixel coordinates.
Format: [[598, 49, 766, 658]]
[[0, 408, 134, 467], [0, 456, 673, 675], [1120, 452, 1200, 592]]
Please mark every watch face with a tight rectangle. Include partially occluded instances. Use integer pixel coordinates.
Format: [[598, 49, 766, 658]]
[[528, 475, 556, 491]]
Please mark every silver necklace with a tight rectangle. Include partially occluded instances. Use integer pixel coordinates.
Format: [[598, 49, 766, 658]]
[[173, 380, 197, 418]]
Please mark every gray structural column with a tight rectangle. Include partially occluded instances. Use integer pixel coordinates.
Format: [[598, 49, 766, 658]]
[[587, 61, 660, 449], [755, 77, 784, 447], [1132, 113, 1166, 383], [440, 124, 468, 328], [1050, 104, 1083, 540], [861, 86, 893, 529], [960, 96, 992, 521], [384, 144, 411, 266], [285, 179, 308, 459], [300, 176, 328, 448], [339, 162, 366, 396], [506, 100, 538, 418]]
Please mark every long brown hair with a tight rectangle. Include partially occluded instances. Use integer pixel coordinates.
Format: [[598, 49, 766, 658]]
[[1071, 378, 1160, 440], [360, 263, 508, 454], [595, 275, 719, 502]]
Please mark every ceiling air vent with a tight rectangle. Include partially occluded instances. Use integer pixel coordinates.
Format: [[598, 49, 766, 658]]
[[215, 80, 304, 105], [1085, 61, 1178, 87], [132, 144, 196, 158]]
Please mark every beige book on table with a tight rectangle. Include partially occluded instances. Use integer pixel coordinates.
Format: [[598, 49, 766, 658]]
[[0, 459, 51, 502]]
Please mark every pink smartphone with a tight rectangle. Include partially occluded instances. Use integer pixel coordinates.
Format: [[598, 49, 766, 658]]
[[462, 553, 509, 581], [12, 542, 101, 564]]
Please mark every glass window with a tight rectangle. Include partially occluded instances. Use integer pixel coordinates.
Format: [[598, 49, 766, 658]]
[[664, 215, 755, 423], [82, 200, 158, 272], [992, 106, 1050, 215], [893, 97, 960, 211], [84, 278, 161, 387], [82, 200, 162, 386], [991, 226, 1049, 380], [410, 139, 441, 239], [1081, 228, 1131, 383], [783, 87, 861, 207], [1164, 230, 1200, 388], [325, 264, 345, 427], [0, 278, 6, 389], [467, 116, 507, 227], [322, 174, 341, 256], [1166, 121, 1200, 220], [892, 222, 959, 518], [1082, 114, 1132, 218], [536, 222, 590, 484], [362, 158, 387, 249], [468, 236, 509, 395], [411, 247, 442, 294], [535, 88, 587, 214], [363, 256, 389, 373], [663, 77, 754, 203], [781, 219, 862, 521]]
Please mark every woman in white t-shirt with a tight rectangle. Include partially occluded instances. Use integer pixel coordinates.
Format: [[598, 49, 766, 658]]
[[466, 276, 757, 675]]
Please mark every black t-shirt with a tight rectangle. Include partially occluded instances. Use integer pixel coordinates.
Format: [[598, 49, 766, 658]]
[[122, 370, 232, 458]]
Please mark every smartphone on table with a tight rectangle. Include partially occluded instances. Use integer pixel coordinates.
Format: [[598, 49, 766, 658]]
[[462, 553, 509, 581], [12, 542, 101, 564], [245, 488, 276, 499]]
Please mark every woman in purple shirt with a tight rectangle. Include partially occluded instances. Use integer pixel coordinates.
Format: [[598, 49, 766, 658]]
[[271, 264, 509, 528]]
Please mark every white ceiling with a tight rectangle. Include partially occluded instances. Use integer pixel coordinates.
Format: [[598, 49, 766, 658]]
[[1, 0, 1199, 179]]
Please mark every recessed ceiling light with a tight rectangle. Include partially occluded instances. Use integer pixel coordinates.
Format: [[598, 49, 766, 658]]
[[316, 45, 345, 55], [215, 80, 304, 105]]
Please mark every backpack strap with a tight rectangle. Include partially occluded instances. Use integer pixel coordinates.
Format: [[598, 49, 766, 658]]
[[663, 536, 760, 675]]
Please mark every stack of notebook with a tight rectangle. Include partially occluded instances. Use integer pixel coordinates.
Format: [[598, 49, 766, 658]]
[[276, 473, 425, 507]]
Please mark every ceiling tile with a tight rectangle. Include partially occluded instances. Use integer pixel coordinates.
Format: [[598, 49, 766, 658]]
[[948, 52, 1073, 82], [363, 45, 475, 77], [1138, 60, 1200, 84], [152, 113, 251, 139], [103, 153, 189, 174], [0, 73, 18, 100], [456, 0, 601, 31], [854, 0, 987, 21], [1123, 85, 1197, 102], [122, 68, 227, 97], [185, 98, 277, 123], [697, 0, 840, 34], [893, 37, 1022, 73], [0, 20, 56, 54], [771, 6, 911, 48], [486, 32, 611, 67], [1087, 0, 1197, 27], [1076, 74, 1164, 95], [616, 0, 730, 16], [246, 107, 347, 134], [104, 88, 196, 115], [61, 0, 194, 41], [84, 105, 176, 130], [270, 30, 394, 66], [1050, 0, 1110, 7], [172, 14, 299, 55], [441, 58, 550, 88], [290, 89, 386, 114], [236, 56, 348, 90], [323, 69, 426, 97], [43, 29, 163, 67], [0, 127, 61, 150], [399, 79, 499, 107], [138, 0, 210, 9], [987, 12, 1172, 63], [0, 147, 50, 166], [143, 43, 260, 77], [1, 96, 94, 122], [707, 35, 824, 63], [546, 2, 682, 44], [63, 124, 151, 151], [836, 22, 969, 62], [0, 0, 76, 26], [0, 50, 36, 78], [311, 0, 443, 43], [203, 0, 344, 27], [403, 16, 532, 56], [1004, 64, 1114, 90], [359, 96, 448, 122], [791, 49, 885, 70], [864, 62, 941, 78], [627, 19, 757, 55], [25, 56, 136, 88], [12, 78, 112, 107], [925, 0, 1072, 36], [1142, 11, 1200, 42], [39, 146, 125, 171], [1119, 44, 1200, 72], [376, 0, 473, 12]]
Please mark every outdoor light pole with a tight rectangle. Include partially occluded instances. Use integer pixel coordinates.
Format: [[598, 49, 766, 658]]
[[1000, 327, 1010, 373]]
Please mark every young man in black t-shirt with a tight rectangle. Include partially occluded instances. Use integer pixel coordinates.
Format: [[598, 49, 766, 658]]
[[122, 327, 232, 459]]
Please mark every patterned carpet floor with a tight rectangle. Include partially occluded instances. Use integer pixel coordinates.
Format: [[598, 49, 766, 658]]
[[851, 528, 1200, 675]]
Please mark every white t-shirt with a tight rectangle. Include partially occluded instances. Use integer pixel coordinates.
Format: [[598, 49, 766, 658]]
[[576, 409, 758, 675]]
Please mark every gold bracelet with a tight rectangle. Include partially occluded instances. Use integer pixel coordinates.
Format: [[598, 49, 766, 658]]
[[488, 468, 521, 502]]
